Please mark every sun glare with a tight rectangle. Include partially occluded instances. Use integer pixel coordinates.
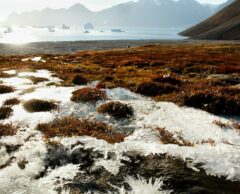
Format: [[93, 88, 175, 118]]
[[1, 28, 36, 44]]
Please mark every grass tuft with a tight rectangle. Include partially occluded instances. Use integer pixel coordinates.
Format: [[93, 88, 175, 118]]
[[156, 128, 193, 147], [97, 101, 134, 119], [182, 92, 240, 115], [71, 87, 107, 103], [0, 106, 13, 120], [3, 98, 21, 106], [70, 74, 88, 85], [0, 85, 14, 94], [0, 123, 18, 137], [26, 76, 49, 84], [37, 117, 125, 143], [136, 82, 177, 96], [23, 99, 58, 113]]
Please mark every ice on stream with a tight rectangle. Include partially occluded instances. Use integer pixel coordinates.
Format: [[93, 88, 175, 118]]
[[0, 69, 240, 193]]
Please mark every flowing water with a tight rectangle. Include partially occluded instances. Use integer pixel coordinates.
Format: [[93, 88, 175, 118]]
[[0, 59, 240, 193]]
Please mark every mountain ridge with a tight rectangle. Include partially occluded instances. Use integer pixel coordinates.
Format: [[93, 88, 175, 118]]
[[4, 0, 220, 28], [180, 0, 240, 40]]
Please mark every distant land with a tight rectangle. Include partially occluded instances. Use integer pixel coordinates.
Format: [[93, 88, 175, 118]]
[[180, 0, 240, 40], [4, 0, 223, 28]]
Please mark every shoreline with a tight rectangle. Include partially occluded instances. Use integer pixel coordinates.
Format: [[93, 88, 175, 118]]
[[0, 39, 240, 55]]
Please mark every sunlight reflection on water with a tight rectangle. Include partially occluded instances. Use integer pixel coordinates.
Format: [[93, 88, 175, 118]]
[[0, 26, 185, 44]]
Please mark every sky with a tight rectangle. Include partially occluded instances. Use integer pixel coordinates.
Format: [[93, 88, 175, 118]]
[[0, 0, 228, 22]]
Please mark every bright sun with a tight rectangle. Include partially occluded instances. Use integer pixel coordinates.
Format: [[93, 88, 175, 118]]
[[1, 28, 36, 44]]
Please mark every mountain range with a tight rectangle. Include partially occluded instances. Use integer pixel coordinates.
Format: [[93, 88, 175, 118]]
[[5, 0, 222, 28], [180, 0, 240, 40]]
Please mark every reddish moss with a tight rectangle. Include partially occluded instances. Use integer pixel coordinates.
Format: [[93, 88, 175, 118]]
[[0, 123, 18, 137], [23, 99, 58, 113], [0, 43, 240, 117], [0, 85, 14, 94], [27, 76, 49, 84], [0, 72, 13, 78], [153, 75, 181, 85], [136, 82, 177, 96], [97, 101, 134, 119], [213, 120, 231, 129], [71, 87, 107, 103], [182, 92, 240, 115], [0, 106, 13, 120], [156, 128, 193, 147], [3, 98, 21, 106], [37, 117, 125, 143], [70, 74, 88, 85]]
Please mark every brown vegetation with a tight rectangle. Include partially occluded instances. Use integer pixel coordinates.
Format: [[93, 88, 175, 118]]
[[0, 85, 14, 94], [156, 128, 193, 147], [97, 101, 134, 119], [0, 106, 13, 120], [0, 43, 240, 116], [182, 92, 240, 115], [23, 99, 58, 113], [71, 87, 107, 103], [136, 82, 177, 96], [0, 72, 14, 78], [36, 117, 125, 143], [3, 98, 21, 106], [70, 74, 88, 85], [26, 76, 49, 84], [0, 123, 18, 137]]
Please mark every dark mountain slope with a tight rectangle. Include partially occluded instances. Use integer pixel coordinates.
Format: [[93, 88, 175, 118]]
[[180, 0, 240, 40]]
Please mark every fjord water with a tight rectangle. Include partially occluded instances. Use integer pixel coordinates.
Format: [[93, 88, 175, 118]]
[[0, 26, 185, 44]]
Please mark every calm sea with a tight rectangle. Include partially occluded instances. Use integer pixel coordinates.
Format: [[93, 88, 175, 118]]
[[0, 26, 185, 44]]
